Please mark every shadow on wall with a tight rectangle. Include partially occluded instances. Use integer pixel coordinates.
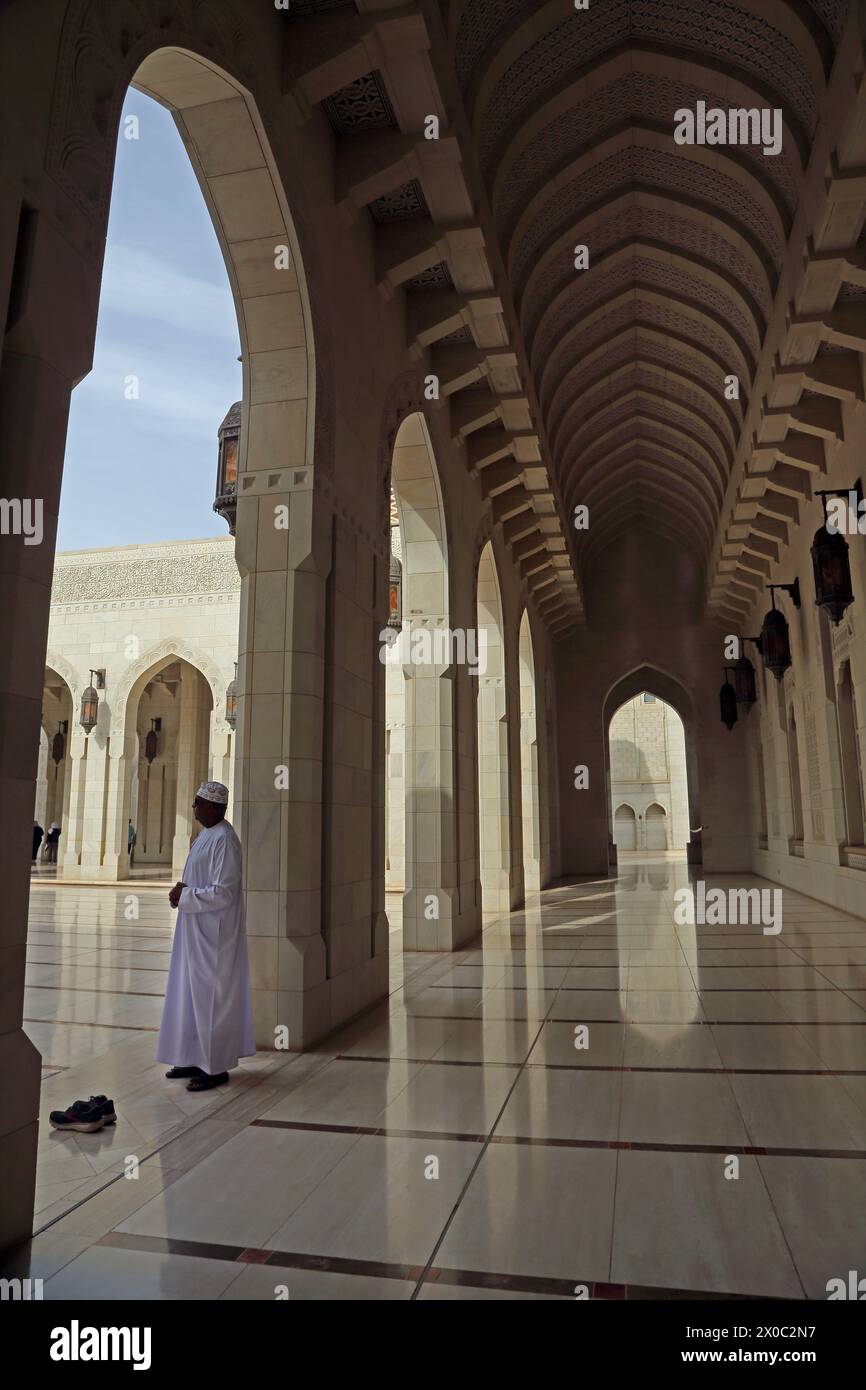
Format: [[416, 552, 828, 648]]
[[584, 530, 704, 630]]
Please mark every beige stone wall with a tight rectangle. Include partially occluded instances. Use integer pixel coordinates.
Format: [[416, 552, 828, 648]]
[[742, 390, 866, 918], [42, 538, 240, 879], [609, 694, 690, 851]]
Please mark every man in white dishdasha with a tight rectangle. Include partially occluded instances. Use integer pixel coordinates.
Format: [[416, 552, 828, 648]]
[[157, 781, 255, 1091]]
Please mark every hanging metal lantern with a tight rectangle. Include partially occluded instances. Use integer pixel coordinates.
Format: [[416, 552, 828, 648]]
[[759, 581, 799, 682], [51, 722, 66, 765], [812, 489, 856, 625], [214, 401, 241, 535], [760, 603, 791, 681], [144, 718, 160, 766], [720, 669, 738, 731], [388, 553, 402, 631], [733, 655, 757, 711], [79, 671, 100, 735], [225, 663, 238, 732]]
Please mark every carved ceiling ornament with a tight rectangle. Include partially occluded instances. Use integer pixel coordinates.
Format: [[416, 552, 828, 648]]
[[47, 0, 256, 228], [379, 372, 429, 541]]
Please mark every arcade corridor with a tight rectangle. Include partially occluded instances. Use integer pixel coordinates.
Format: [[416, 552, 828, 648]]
[[3, 0, 866, 1324], [13, 862, 866, 1299]]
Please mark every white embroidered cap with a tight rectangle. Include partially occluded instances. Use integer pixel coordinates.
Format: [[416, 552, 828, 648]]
[[195, 781, 229, 805]]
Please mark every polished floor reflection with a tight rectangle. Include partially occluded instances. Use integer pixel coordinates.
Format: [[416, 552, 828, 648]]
[[9, 858, 866, 1299]]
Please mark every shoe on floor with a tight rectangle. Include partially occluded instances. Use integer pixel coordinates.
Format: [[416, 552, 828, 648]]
[[186, 1071, 229, 1092], [71, 1095, 116, 1125], [49, 1102, 105, 1133], [165, 1066, 202, 1079]]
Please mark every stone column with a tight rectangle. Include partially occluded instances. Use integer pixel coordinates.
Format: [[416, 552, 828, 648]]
[[77, 718, 111, 880], [233, 480, 331, 1050], [172, 668, 204, 878], [0, 196, 100, 1247], [477, 677, 515, 913], [210, 716, 234, 822], [59, 732, 89, 875], [400, 624, 461, 949], [521, 710, 541, 891], [34, 730, 49, 831], [98, 732, 136, 881]]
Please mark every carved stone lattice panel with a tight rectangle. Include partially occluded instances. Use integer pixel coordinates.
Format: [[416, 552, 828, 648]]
[[438, 324, 473, 343], [369, 179, 431, 223], [540, 295, 743, 403], [561, 393, 727, 471], [548, 334, 745, 435], [495, 71, 799, 241], [324, 70, 396, 134], [51, 546, 241, 605], [805, 0, 849, 44], [527, 252, 761, 366], [454, 0, 532, 88], [511, 147, 784, 293], [479, 0, 817, 177], [570, 415, 722, 480], [404, 261, 454, 290], [517, 203, 772, 326], [557, 363, 736, 451]]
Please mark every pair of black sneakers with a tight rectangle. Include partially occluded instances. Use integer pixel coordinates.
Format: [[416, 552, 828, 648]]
[[49, 1095, 117, 1133]]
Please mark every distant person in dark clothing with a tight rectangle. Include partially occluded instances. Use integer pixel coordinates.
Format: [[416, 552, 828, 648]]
[[32, 821, 44, 864], [45, 822, 61, 864]]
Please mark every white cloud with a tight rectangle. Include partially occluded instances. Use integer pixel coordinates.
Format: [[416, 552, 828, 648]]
[[71, 341, 240, 440], [100, 243, 240, 346]]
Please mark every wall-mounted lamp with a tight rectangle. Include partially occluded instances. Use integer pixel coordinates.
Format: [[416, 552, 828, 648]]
[[79, 670, 103, 735], [225, 663, 238, 732], [144, 717, 161, 766], [720, 667, 738, 731], [812, 482, 860, 625], [760, 581, 800, 682]]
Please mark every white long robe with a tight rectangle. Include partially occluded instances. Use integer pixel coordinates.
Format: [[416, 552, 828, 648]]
[[156, 819, 255, 1075]]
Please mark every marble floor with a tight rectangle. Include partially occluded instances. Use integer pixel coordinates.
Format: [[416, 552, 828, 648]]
[[8, 857, 866, 1300]]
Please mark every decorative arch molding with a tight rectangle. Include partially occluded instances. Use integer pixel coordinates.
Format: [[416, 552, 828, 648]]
[[604, 664, 701, 835], [378, 372, 427, 501], [45, 13, 328, 500], [390, 408, 451, 622], [44, 651, 83, 705], [47, 1, 261, 233], [112, 638, 228, 735], [603, 663, 695, 731]]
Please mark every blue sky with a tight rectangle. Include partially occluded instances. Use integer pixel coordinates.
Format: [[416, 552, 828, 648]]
[[58, 92, 242, 551]]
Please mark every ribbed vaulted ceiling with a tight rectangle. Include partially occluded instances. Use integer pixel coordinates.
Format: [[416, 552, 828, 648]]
[[446, 0, 840, 580]]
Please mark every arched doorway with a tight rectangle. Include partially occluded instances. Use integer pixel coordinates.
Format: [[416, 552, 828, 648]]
[[128, 656, 215, 880], [518, 609, 541, 892], [384, 410, 456, 952], [614, 803, 637, 851], [476, 541, 514, 913], [33, 667, 75, 874], [604, 667, 696, 861], [645, 802, 668, 851]]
